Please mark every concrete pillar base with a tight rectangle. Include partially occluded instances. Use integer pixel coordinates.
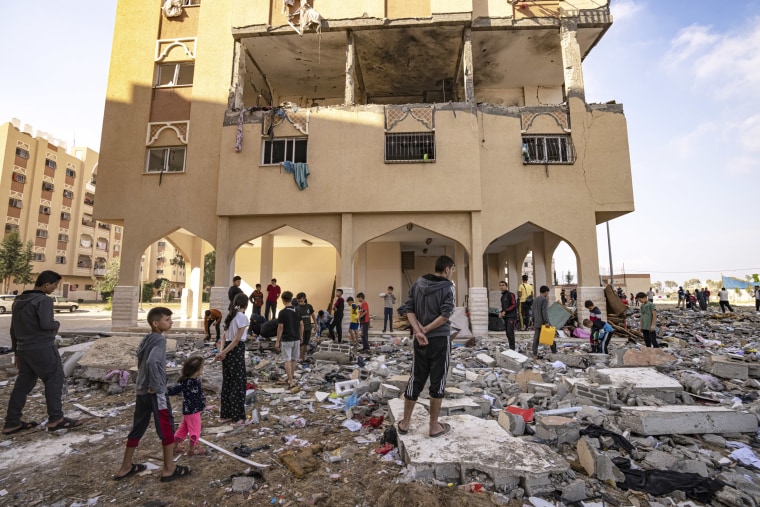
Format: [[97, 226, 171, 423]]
[[577, 286, 606, 324], [112, 285, 139, 331], [210, 287, 229, 315], [469, 287, 488, 337]]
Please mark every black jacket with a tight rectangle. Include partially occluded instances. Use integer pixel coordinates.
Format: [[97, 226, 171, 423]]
[[500, 290, 517, 319], [405, 274, 455, 339], [10, 290, 59, 352]]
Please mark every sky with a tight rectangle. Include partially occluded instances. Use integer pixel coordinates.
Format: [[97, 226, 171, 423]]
[[1, 0, 758, 288]]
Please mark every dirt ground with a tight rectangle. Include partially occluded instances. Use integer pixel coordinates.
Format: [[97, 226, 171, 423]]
[[0, 365, 507, 507]]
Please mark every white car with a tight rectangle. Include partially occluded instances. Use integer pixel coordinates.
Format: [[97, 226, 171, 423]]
[[0, 295, 16, 313]]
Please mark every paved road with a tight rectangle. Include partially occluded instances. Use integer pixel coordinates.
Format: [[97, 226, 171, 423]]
[[0, 309, 205, 349]]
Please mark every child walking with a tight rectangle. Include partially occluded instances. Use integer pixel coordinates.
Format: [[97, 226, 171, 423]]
[[168, 356, 206, 456], [215, 293, 249, 425], [347, 296, 360, 345], [113, 307, 191, 482]]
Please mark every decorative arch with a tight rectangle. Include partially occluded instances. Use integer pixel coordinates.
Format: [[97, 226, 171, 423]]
[[155, 38, 197, 62]]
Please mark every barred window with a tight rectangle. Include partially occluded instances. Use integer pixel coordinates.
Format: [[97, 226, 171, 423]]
[[45, 158, 57, 169], [8, 198, 22, 208], [385, 132, 435, 163], [33, 253, 46, 262], [522, 135, 573, 164], [36, 229, 48, 238], [12, 172, 26, 183], [15, 147, 29, 159], [42, 182, 55, 191], [261, 138, 307, 165], [65, 168, 76, 177], [55, 256, 67, 264]]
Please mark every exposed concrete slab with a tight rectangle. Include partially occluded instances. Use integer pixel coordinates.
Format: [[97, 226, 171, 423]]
[[618, 405, 758, 435], [388, 398, 569, 494], [591, 367, 683, 404], [416, 396, 489, 418], [496, 348, 531, 371], [709, 356, 749, 380], [77, 336, 177, 370], [617, 347, 678, 367]]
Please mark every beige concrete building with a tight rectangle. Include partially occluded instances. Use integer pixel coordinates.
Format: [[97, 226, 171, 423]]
[[96, 0, 634, 332]]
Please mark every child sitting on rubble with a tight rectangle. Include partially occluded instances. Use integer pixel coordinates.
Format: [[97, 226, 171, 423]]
[[347, 297, 360, 345], [168, 355, 207, 456], [316, 310, 332, 337], [113, 307, 191, 482], [582, 318, 614, 354]]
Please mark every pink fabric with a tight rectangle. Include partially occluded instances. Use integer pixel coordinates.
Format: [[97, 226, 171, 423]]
[[174, 412, 202, 445]]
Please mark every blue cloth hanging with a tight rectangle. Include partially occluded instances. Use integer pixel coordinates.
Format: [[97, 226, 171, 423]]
[[282, 161, 310, 190]]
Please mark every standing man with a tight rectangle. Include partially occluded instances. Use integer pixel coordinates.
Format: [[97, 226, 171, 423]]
[[249, 284, 264, 315], [754, 285, 760, 313], [531, 285, 556, 356], [718, 287, 734, 313], [380, 286, 396, 333], [228, 276, 243, 304], [677, 286, 685, 309], [327, 288, 345, 343], [498, 281, 517, 350], [276, 291, 303, 389], [646, 287, 655, 304], [397, 255, 456, 439], [265, 278, 281, 320], [637, 292, 659, 347], [357, 293, 370, 353], [518, 275, 533, 331], [295, 292, 316, 361], [3, 271, 83, 435]]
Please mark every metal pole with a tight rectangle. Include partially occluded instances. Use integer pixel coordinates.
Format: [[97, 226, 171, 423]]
[[606, 222, 614, 288]]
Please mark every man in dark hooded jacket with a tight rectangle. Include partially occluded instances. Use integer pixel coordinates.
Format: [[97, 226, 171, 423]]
[[3, 271, 82, 434], [397, 255, 456, 439]]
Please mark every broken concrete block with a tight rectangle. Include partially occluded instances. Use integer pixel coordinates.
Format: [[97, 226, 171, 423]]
[[496, 349, 531, 371], [678, 459, 709, 477], [643, 449, 679, 470], [515, 370, 544, 392], [378, 383, 401, 400], [576, 437, 599, 477], [417, 397, 488, 418], [709, 357, 749, 380], [561, 479, 587, 503], [546, 353, 589, 369], [497, 410, 525, 436], [592, 367, 683, 404], [534, 415, 580, 445], [311, 351, 351, 364], [619, 347, 678, 367], [476, 353, 496, 367], [232, 476, 256, 493], [335, 379, 360, 397], [618, 406, 758, 435], [279, 445, 324, 478]]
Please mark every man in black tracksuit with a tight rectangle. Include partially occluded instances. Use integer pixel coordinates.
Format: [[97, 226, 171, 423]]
[[498, 281, 517, 350], [397, 255, 456, 439]]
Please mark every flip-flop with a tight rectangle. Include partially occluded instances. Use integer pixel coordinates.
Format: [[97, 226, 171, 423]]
[[47, 417, 84, 431], [396, 422, 409, 435], [430, 422, 451, 438], [160, 464, 191, 483], [113, 463, 147, 481], [2, 421, 38, 435]]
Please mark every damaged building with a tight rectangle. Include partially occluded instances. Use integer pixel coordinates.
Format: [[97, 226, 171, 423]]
[[95, 0, 633, 332]]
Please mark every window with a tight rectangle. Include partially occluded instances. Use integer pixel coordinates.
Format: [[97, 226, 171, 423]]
[[40, 206, 51, 215], [33, 253, 46, 262], [5, 224, 19, 233], [113, 244, 120, 252], [155, 62, 194, 87], [8, 198, 22, 208], [42, 182, 55, 192], [115, 226, 122, 233], [12, 172, 26, 183], [384, 132, 435, 163], [261, 138, 308, 165], [63, 190, 74, 199], [183, 0, 201, 5], [85, 284, 93, 291], [522, 135, 573, 164], [45, 158, 57, 169], [15, 147, 29, 159], [55, 256, 66, 264], [146, 147, 186, 173], [60, 212, 71, 221], [58, 233, 69, 242], [36, 229, 48, 238], [65, 168, 76, 178]]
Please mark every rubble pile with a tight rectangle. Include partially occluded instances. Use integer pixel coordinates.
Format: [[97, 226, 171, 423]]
[[0, 306, 758, 506]]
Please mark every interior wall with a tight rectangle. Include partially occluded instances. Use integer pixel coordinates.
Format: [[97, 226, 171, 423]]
[[365, 242, 402, 314]]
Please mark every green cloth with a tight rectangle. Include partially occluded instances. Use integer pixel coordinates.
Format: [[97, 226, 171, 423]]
[[640, 302, 656, 330]]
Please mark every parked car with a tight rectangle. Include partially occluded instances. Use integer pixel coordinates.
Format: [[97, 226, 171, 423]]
[[50, 296, 78, 313], [0, 295, 16, 314]]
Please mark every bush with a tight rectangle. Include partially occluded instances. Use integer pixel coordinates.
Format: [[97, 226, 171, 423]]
[[141, 283, 154, 303], [104, 297, 112, 311]]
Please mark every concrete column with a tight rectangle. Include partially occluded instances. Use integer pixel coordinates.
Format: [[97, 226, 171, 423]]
[[506, 245, 520, 293], [214, 216, 231, 287], [532, 231, 548, 289], [469, 287, 488, 337], [187, 236, 203, 321], [560, 18, 585, 103], [469, 212, 483, 287], [210, 287, 229, 317], [111, 285, 139, 331], [355, 243, 367, 293], [485, 253, 500, 290], [462, 27, 474, 103], [345, 31, 356, 106], [577, 286, 606, 324], [180, 287, 189, 320], [454, 243, 466, 306], [339, 213, 353, 287], [260, 233, 274, 286]]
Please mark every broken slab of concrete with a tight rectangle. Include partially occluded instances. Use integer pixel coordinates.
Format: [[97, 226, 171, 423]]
[[77, 336, 178, 370], [387, 398, 569, 495], [708, 356, 749, 380], [615, 347, 678, 367], [416, 396, 490, 418], [618, 405, 758, 435], [496, 348, 531, 371], [534, 415, 580, 445], [591, 367, 683, 404]]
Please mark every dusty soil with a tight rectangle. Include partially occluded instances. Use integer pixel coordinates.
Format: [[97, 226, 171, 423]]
[[0, 366, 505, 507]]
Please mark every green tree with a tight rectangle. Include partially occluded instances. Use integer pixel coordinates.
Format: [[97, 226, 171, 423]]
[[684, 278, 701, 289], [564, 271, 574, 284], [204, 251, 216, 289], [93, 258, 120, 301], [652, 281, 663, 292], [141, 282, 155, 303], [664, 280, 677, 289], [0, 232, 34, 293]]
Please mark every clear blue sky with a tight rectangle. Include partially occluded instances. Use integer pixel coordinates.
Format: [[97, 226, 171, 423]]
[[1, 0, 758, 287]]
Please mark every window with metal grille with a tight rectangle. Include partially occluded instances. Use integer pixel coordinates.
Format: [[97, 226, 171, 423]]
[[55, 256, 66, 264], [45, 158, 57, 169], [15, 147, 29, 159], [42, 182, 55, 191], [8, 198, 22, 208], [33, 253, 46, 262], [36, 229, 48, 238], [63, 190, 74, 199], [65, 168, 76, 177], [146, 147, 186, 173], [12, 172, 25, 183], [261, 138, 307, 165], [58, 233, 69, 242], [385, 132, 435, 163], [40, 206, 51, 215], [5, 224, 19, 233], [522, 135, 573, 164], [61, 212, 71, 220]]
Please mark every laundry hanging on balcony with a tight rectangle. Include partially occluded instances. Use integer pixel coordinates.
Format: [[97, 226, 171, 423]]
[[162, 0, 183, 18], [282, 161, 310, 190]]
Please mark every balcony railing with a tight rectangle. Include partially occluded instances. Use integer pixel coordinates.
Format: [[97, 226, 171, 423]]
[[93, 268, 106, 276]]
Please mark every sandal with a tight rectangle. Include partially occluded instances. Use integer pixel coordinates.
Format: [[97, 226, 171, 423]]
[[187, 446, 207, 456], [160, 464, 191, 483], [430, 422, 451, 438], [113, 463, 147, 481], [47, 417, 84, 431], [2, 421, 38, 435], [396, 422, 409, 435]]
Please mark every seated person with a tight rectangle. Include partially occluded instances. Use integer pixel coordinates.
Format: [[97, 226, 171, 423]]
[[583, 318, 614, 354], [315, 310, 332, 337]]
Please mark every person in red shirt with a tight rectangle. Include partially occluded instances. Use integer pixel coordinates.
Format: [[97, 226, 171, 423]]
[[249, 284, 264, 315], [357, 292, 370, 353], [265, 278, 281, 320]]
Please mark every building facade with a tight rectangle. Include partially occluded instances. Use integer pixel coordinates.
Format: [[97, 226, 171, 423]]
[[96, 0, 634, 331]]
